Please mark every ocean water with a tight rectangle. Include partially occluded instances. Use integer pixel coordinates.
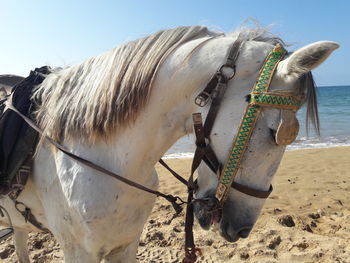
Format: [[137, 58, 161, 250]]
[[165, 86, 350, 158]]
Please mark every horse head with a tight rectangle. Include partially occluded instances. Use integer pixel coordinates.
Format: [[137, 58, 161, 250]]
[[193, 39, 339, 242]]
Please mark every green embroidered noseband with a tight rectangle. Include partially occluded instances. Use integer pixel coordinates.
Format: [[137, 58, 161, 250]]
[[215, 44, 303, 202]]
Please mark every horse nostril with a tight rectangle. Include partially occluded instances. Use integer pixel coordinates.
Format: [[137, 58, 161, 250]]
[[238, 227, 252, 238]]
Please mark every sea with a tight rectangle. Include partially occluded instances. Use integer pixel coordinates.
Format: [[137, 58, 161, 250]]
[[165, 86, 350, 159]]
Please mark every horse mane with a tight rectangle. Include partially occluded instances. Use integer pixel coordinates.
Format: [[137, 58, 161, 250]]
[[33, 25, 319, 144], [34, 26, 215, 143]]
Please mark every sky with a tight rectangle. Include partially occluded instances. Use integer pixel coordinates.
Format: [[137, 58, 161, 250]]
[[1, 0, 349, 86]]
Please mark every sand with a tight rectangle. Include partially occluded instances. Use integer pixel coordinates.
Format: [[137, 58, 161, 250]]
[[0, 146, 349, 262]]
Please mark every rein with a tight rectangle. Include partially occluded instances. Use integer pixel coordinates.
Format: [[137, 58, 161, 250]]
[[5, 102, 187, 215]]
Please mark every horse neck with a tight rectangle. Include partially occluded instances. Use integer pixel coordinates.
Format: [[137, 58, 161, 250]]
[[63, 37, 236, 182]]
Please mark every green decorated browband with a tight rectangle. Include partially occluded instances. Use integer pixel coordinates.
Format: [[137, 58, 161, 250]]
[[215, 44, 302, 202], [250, 92, 303, 110]]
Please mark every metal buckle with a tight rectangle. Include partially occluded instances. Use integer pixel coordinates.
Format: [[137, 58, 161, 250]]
[[192, 112, 203, 125], [195, 91, 211, 107], [219, 64, 236, 80]]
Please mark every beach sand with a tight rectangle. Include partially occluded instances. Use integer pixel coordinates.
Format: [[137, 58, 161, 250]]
[[0, 147, 349, 262]]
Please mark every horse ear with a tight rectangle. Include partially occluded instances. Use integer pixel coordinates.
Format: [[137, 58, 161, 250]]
[[278, 41, 339, 79]]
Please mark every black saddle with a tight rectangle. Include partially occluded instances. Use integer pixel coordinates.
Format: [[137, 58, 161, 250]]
[[0, 66, 51, 195]]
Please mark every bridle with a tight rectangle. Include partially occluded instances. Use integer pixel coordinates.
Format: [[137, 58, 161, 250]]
[[5, 37, 304, 263], [191, 41, 303, 202], [182, 40, 303, 262]]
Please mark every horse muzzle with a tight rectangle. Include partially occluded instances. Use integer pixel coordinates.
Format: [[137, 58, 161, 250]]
[[193, 196, 222, 230], [220, 224, 253, 242]]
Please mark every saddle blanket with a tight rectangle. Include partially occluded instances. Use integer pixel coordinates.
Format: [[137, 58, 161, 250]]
[[0, 66, 51, 195]]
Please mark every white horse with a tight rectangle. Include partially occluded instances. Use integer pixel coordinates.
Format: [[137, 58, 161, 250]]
[[0, 26, 338, 262]]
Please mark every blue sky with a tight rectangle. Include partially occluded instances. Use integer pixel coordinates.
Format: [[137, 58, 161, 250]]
[[1, 0, 349, 86]]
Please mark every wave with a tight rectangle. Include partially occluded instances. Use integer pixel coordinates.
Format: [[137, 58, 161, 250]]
[[164, 136, 350, 159], [286, 136, 350, 151], [162, 152, 194, 159]]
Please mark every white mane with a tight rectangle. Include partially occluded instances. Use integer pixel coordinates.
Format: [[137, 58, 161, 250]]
[[34, 26, 214, 143]]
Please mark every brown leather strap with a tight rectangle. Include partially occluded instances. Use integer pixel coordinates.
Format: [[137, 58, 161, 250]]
[[195, 33, 244, 109], [225, 35, 244, 68], [193, 113, 206, 147], [183, 37, 246, 263], [203, 81, 229, 139], [183, 190, 196, 263], [12, 200, 50, 232], [158, 159, 188, 186], [192, 113, 219, 174], [231, 182, 273, 199], [191, 113, 207, 181], [182, 113, 209, 262], [58, 148, 185, 214], [203, 34, 244, 134], [195, 74, 219, 107], [201, 146, 219, 174], [6, 102, 186, 214], [199, 35, 245, 175]]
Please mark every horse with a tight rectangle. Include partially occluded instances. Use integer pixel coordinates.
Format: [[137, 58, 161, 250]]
[[0, 25, 338, 262]]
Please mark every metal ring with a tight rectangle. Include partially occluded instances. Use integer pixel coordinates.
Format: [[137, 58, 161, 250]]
[[219, 64, 236, 80]]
